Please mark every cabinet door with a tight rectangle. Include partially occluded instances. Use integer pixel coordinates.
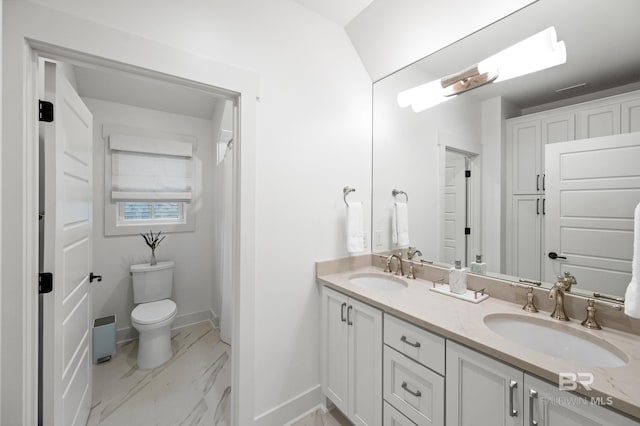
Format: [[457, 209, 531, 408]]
[[446, 341, 522, 426], [507, 195, 542, 280], [524, 374, 640, 426], [322, 287, 349, 415], [542, 113, 575, 144], [577, 103, 621, 139], [622, 97, 640, 133], [349, 297, 383, 426], [509, 120, 542, 194]]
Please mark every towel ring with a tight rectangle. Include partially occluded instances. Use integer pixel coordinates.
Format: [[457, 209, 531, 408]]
[[392, 189, 408, 202], [343, 186, 356, 206]]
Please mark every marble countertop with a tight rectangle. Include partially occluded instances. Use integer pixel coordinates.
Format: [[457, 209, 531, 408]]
[[317, 264, 640, 420]]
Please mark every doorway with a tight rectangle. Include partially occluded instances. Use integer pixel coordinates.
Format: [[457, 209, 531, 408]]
[[440, 148, 479, 267], [36, 55, 238, 426], [3, 8, 259, 423]]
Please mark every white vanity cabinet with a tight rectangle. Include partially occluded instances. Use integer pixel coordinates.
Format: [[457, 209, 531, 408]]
[[524, 374, 640, 426], [446, 341, 522, 426], [446, 341, 640, 426], [385, 401, 419, 426], [321, 286, 382, 426], [383, 314, 445, 426]]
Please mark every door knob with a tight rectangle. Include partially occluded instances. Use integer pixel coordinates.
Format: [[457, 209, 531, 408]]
[[89, 272, 103, 283], [548, 252, 567, 260]]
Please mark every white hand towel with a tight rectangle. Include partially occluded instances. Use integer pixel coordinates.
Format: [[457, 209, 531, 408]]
[[393, 201, 410, 248], [624, 202, 640, 318], [346, 202, 365, 254]]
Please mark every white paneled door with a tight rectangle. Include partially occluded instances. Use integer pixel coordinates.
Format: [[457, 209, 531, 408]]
[[41, 61, 94, 426], [442, 151, 467, 265], [545, 133, 640, 296]]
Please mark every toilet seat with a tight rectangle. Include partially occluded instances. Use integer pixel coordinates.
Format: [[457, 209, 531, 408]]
[[131, 299, 176, 325]]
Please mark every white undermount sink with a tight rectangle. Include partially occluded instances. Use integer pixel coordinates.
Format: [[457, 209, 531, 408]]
[[348, 273, 408, 291], [484, 313, 628, 367]]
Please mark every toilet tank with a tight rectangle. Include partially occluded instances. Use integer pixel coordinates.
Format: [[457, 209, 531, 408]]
[[131, 261, 174, 304]]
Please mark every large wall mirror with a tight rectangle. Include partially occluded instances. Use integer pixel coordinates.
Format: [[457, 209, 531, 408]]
[[372, 0, 640, 299]]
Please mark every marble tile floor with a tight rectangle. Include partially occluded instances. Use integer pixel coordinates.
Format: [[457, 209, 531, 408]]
[[290, 407, 352, 426], [87, 321, 231, 426]]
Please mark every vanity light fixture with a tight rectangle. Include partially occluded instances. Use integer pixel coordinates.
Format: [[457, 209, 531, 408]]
[[398, 26, 567, 112]]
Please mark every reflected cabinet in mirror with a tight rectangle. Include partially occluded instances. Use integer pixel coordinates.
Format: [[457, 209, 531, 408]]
[[372, 0, 640, 298]]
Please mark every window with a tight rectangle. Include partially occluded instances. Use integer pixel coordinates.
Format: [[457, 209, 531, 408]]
[[104, 126, 197, 236], [119, 202, 184, 223]]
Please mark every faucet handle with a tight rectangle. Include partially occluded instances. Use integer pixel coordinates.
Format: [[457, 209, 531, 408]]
[[581, 299, 602, 330], [407, 247, 422, 260], [563, 272, 577, 291], [407, 263, 416, 279], [384, 255, 392, 273], [522, 287, 539, 313]]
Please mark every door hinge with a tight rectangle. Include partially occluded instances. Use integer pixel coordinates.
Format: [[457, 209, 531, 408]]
[[465, 170, 471, 178], [465, 227, 471, 235], [39, 100, 54, 122], [39, 272, 53, 294]]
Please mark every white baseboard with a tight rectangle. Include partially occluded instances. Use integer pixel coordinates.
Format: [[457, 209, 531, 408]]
[[115, 309, 215, 343], [253, 385, 324, 426]]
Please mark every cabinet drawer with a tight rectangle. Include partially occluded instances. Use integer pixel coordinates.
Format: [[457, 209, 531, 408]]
[[383, 346, 445, 426], [384, 314, 445, 375], [384, 401, 417, 426]]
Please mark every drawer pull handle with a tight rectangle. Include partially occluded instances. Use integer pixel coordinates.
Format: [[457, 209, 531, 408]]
[[340, 303, 347, 322], [400, 335, 421, 348], [401, 381, 422, 398], [509, 380, 518, 417], [529, 389, 538, 426], [347, 305, 353, 326]]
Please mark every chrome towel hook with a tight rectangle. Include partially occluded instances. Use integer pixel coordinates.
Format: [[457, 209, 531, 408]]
[[392, 188, 409, 202], [343, 186, 356, 206]]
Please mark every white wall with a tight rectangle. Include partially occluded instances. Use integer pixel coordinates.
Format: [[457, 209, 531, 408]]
[[84, 97, 216, 339], [20, 0, 372, 422], [347, 0, 537, 81], [3, 4, 259, 423], [480, 96, 519, 273], [372, 65, 481, 261], [0, 0, 3, 420]]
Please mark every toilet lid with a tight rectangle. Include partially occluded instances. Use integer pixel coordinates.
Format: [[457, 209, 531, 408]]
[[132, 299, 176, 325]]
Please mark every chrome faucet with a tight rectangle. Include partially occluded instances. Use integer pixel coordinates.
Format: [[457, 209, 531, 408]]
[[548, 275, 573, 321], [384, 253, 404, 276]]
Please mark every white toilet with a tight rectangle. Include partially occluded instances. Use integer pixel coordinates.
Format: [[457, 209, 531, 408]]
[[130, 261, 177, 369]]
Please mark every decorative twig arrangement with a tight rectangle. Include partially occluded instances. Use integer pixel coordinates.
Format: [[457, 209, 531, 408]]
[[140, 230, 166, 266]]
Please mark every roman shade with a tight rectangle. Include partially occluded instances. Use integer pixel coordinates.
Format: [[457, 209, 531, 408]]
[[110, 134, 193, 201]]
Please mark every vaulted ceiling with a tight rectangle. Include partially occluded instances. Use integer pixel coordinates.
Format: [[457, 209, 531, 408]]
[[292, 0, 374, 27]]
